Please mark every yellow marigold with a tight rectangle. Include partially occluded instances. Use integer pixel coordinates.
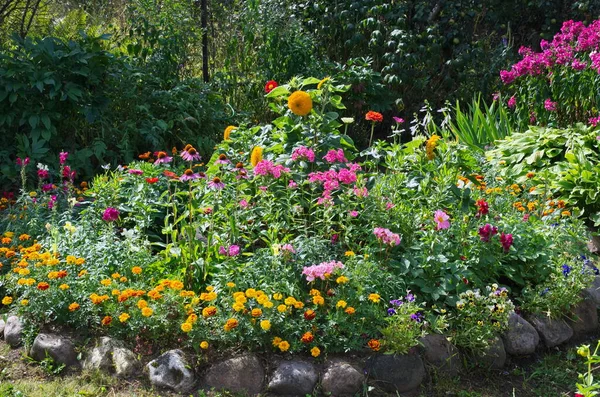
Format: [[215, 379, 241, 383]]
[[181, 322, 193, 333], [260, 320, 271, 331], [202, 306, 217, 317], [336, 276, 349, 284], [2, 296, 13, 305], [132, 266, 142, 275], [309, 289, 321, 296], [75, 257, 85, 265], [344, 251, 355, 257], [263, 301, 274, 309], [245, 288, 257, 298], [224, 318, 239, 331], [312, 295, 324, 305], [59, 284, 69, 290], [256, 294, 268, 304], [277, 304, 287, 313], [66, 255, 76, 264], [3, 232, 14, 238], [345, 307, 356, 315], [293, 301, 304, 309], [180, 290, 195, 298], [200, 341, 209, 349], [562, 210, 571, 217], [18, 234, 30, 241], [288, 91, 313, 116], [141, 307, 154, 317], [250, 146, 263, 167], [251, 308, 263, 317], [119, 313, 130, 323], [21, 299, 29, 306], [272, 293, 283, 301], [111, 273, 121, 279], [232, 302, 245, 312], [226, 282, 236, 288], [202, 291, 217, 301], [112, 289, 121, 296], [224, 125, 237, 140], [368, 293, 381, 303], [170, 280, 184, 290], [101, 279, 112, 286], [311, 346, 321, 357], [148, 290, 162, 300], [78, 270, 88, 277], [187, 313, 198, 324], [69, 302, 80, 312], [336, 300, 347, 309], [425, 135, 441, 160], [278, 340, 290, 352], [284, 297, 297, 306], [137, 299, 148, 309]]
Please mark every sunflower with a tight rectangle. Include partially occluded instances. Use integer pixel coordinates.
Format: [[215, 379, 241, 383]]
[[317, 77, 330, 90], [250, 146, 263, 167], [288, 91, 313, 116], [224, 125, 237, 140]]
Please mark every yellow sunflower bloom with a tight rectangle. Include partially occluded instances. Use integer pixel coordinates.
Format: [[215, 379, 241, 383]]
[[288, 91, 313, 116]]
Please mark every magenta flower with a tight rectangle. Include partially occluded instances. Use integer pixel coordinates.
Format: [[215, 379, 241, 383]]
[[102, 207, 120, 222], [492, 92, 500, 102], [349, 210, 358, 217], [207, 177, 225, 190], [16, 157, 29, 167], [385, 202, 395, 210], [128, 169, 143, 175], [302, 260, 344, 282], [239, 199, 249, 209], [180, 149, 201, 162], [433, 210, 450, 230], [281, 244, 295, 254], [288, 180, 298, 189], [42, 183, 53, 192], [253, 160, 290, 178], [478, 224, 498, 242], [500, 233, 513, 253], [37, 169, 49, 179], [323, 149, 348, 163], [544, 98, 557, 112], [589, 115, 600, 127], [228, 245, 240, 256], [153, 152, 172, 165], [179, 169, 204, 181], [59, 151, 69, 165], [507, 96, 516, 109], [373, 227, 401, 246], [291, 146, 316, 162], [218, 246, 227, 255], [393, 116, 405, 124]]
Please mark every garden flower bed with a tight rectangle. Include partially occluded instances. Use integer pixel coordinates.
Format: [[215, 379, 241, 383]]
[[1, 76, 599, 395]]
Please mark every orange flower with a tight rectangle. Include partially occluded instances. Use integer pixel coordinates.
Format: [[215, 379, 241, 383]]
[[68, 302, 80, 312], [304, 309, 316, 320], [287, 91, 313, 116], [368, 339, 381, 351], [37, 282, 50, 290], [345, 307, 356, 315], [202, 306, 217, 317], [224, 318, 239, 331], [132, 266, 142, 275], [301, 332, 314, 344], [141, 307, 154, 317], [251, 308, 262, 317], [365, 111, 383, 122], [101, 316, 113, 326]]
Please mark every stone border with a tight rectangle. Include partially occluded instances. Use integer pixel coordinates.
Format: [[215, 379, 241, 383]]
[[1, 289, 598, 395]]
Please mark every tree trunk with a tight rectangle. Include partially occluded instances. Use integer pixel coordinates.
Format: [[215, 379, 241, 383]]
[[201, 0, 209, 82]]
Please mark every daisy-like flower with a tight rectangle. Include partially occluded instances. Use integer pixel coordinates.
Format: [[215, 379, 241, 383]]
[[179, 168, 204, 181], [154, 151, 172, 165], [180, 146, 201, 162], [215, 154, 231, 165], [208, 177, 225, 190], [433, 210, 450, 230]]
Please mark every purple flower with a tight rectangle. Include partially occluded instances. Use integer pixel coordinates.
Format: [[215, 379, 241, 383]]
[[478, 224, 498, 242], [128, 169, 143, 175], [228, 245, 240, 257], [410, 312, 423, 322], [561, 264, 571, 276], [405, 293, 415, 303], [218, 246, 227, 255], [507, 96, 516, 109], [387, 308, 397, 316], [389, 299, 403, 306], [544, 98, 557, 112], [393, 117, 404, 124], [102, 207, 119, 222]]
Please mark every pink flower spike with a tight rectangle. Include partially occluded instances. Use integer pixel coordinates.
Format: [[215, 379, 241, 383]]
[[102, 207, 119, 222], [433, 210, 450, 230], [228, 245, 240, 257]]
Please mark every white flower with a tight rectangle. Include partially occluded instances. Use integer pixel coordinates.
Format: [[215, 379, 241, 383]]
[[341, 117, 355, 124]]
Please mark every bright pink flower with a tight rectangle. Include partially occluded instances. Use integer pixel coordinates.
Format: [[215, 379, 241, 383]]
[[500, 233, 513, 253], [302, 260, 344, 282], [59, 151, 69, 165], [507, 96, 516, 109], [239, 199, 249, 209], [254, 160, 290, 179], [228, 245, 240, 256], [337, 168, 357, 184], [522, 214, 530, 222], [349, 210, 358, 217], [544, 98, 557, 112], [102, 207, 119, 222], [323, 149, 347, 163], [433, 210, 450, 230], [478, 224, 498, 242], [129, 169, 143, 175], [288, 180, 298, 189], [475, 199, 489, 217], [385, 202, 395, 210], [16, 157, 29, 167], [373, 227, 401, 246], [37, 169, 49, 179], [393, 117, 405, 124], [291, 146, 315, 162], [590, 115, 600, 126], [281, 244, 295, 254]]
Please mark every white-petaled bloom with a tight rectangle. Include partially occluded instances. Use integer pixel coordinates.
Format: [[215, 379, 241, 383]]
[[341, 117, 355, 124]]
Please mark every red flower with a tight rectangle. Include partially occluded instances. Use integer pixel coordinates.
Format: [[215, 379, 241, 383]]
[[162, 170, 179, 180], [146, 177, 159, 184], [475, 199, 489, 217], [365, 111, 383, 123], [575, 394, 584, 397], [301, 332, 314, 344], [265, 80, 278, 93], [37, 282, 50, 290], [304, 309, 316, 321]]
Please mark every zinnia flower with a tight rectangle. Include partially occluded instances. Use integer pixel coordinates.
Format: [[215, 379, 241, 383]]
[[368, 339, 381, 351], [365, 111, 383, 122], [288, 91, 313, 116], [544, 98, 557, 112], [265, 80, 278, 93]]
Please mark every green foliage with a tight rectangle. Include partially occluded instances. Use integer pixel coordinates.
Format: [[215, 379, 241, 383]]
[[380, 294, 427, 354]]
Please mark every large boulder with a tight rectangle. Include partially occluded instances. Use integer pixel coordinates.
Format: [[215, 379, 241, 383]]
[[321, 361, 365, 396], [30, 333, 79, 368], [585, 276, 600, 307], [569, 292, 599, 338], [146, 349, 195, 393], [503, 313, 539, 356], [527, 315, 573, 348], [0, 318, 5, 337], [4, 316, 23, 347], [367, 354, 426, 393], [419, 334, 461, 376], [473, 337, 506, 369], [84, 337, 140, 378], [267, 360, 318, 395], [203, 354, 264, 395]]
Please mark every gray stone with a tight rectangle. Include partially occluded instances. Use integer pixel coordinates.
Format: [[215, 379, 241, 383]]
[[30, 333, 79, 367], [569, 293, 599, 337], [0, 318, 5, 337], [203, 354, 264, 395], [585, 276, 600, 307], [474, 337, 506, 369], [367, 354, 426, 393], [268, 360, 318, 395], [146, 349, 195, 393], [321, 361, 365, 397], [502, 313, 539, 356], [419, 334, 461, 375], [527, 315, 573, 348], [4, 316, 23, 347], [84, 337, 140, 378]]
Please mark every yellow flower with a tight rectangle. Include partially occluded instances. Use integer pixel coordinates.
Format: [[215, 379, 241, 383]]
[[288, 91, 313, 116], [251, 308, 263, 317], [224, 125, 237, 140], [200, 341, 209, 350], [260, 320, 271, 331], [272, 293, 283, 301], [132, 266, 142, 275], [141, 307, 153, 317], [101, 279, 112, 286], [181, 322, 193, 333], [2, 296, 13, 305], [368, 293, 381, 303], [278, 340, 290, 352], [250, 146, 263, 167], [336, 276, 349, 284], [317, 77, 330, 89], [226, 282, 236, 288], [233, 302, 245, 312], [202, 306, 217, 317], [310, 346, 321, 357], [224, 318, 239, 331], [20, 299, 29, 306], [245, 288, 257, 298], [344, 251, 355, 257], [425, 135, 441, 160], [312, 295, 325, 305], [336, 300, 347, 309], [309, 289, 321, 296], [137, 299, 148, 309], [59, 284, 69, 290], [170, 280, 184, 290], [277, 304, 287, 313], [561, 210, 571, 217], [284, 296, 297, 306], [119, 313, 131, 323], [272, 337, 282, 347], [263, 301, 274, 309]]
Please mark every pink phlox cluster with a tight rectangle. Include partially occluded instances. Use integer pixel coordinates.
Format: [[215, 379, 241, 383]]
[[302, 260, 344, 282], [323, 149, 348, 163], [291, 146, 316, 162], [253, 160, 290, 178], [373, 227, 401, 246]]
